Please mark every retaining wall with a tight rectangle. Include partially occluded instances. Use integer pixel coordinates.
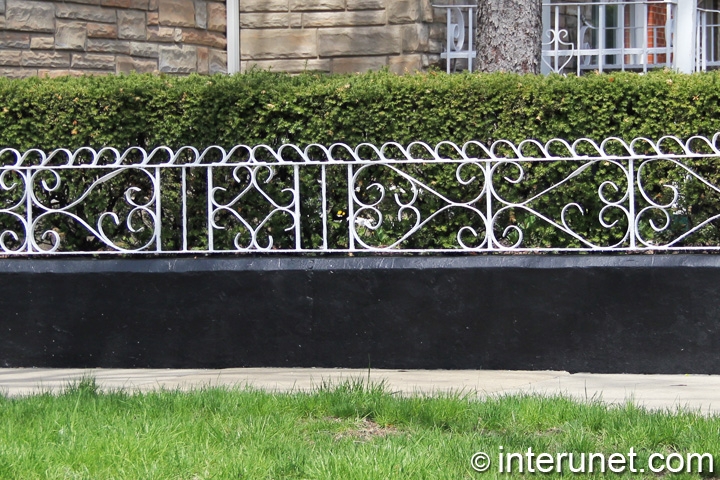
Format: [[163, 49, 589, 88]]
[[1, 255, 718, 373]]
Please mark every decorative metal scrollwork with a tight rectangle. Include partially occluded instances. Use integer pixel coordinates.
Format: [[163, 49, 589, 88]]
[[2, 134, 720, 254]]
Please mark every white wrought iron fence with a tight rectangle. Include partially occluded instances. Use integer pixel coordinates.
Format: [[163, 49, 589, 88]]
[[542, 0, 675, 74], [3, 135, 720, 255]]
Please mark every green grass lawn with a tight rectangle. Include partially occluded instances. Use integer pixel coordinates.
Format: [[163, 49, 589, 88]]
[[0, 377, 718, 479]]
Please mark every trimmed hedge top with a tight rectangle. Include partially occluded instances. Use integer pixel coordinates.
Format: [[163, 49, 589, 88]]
[[1, 69, 719, 151]]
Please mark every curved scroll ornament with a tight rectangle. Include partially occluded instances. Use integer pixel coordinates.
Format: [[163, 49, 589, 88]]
[[28, 167, 159, 253], [350, 162, 488, 250], [542, 28, 576, 73], [209, 165, 297, 251], [449, 7, 466, 52], [0, 168, 30, 253], [488, 159, 632, 250], [635, 157, 720, 248]]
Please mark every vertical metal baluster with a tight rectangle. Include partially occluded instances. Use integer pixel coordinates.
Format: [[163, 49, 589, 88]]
[[643, 2, 649, 72], [446, 8, 452, 74], [697, 10, 702, 71], [181, 166, 187, 252], [294, 164, 301, 251], [619, 2, 625, 70], [629, 157, 636, 249], [321, 164, 328, 250], [347, 163, 355, 251], [26, 169, 33, 253], [703, 10, 708, 71], [468, 7, 474, 72], [599, 3, 606, 73], [155, 167, 162, 252], [486, 159, 493, 250], [207, 166, 214, 252], [574, 6, 581, 75], [666, 2, 672, 67]]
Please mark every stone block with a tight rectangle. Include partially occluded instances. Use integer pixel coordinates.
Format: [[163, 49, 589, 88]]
[[118, 10, 147, 40], [290, 0, 345, 11], [241, 29, 317, 59], [147, 11, 159, 25], [196, 46, 209, 73], [6, 0, 55, 32], [331, 55, 386, 73], [56, 20, 88, 50], [87, 38, 132, 54], [56, 4, 117, 23], [56, 0, 109, 4], [181, 28, 226, 48], [102, 0, 150, 9], [116, 55, 158, 73], [388, 53, 423, 74], [195, 0, 207, 28], [0, 31, 30, 49], [149, 0, 159, 10], [0, 67, 38, 79], [130, 41, 159, 57], [147, 26, 182, 42], [242, 58, 331, 74], [0, 0, 5, 15], [207, 2, 226, 31], [402, 23, 428, 53], [21, 51, 71, 68], [240, 13, 290, 29], [347, 0, 384, 9], [318, 26, 401, 56], [0, 50, 22, 66], [159, 0, 195, 27], [87, 22, 119, 39], [302, 11, 385, 27], [239, 12, 302, 28], [208, 48, 226, 73], [388, 0, 420, 24], [240, 0, 288, 13], [30, 35, 54, 49], [71, 53, 116, 69], [428, 38, 442, 54], [38, 69, 100, 78], [158, 44, 197, 72], [420, 0, 433, 22]]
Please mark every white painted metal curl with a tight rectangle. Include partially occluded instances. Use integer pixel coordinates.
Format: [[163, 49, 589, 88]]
[[2, 134, 720, 255]]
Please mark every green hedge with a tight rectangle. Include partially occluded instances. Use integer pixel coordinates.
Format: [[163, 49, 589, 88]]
[[1, 70, 720, 251], [2, 69, 720, 149]]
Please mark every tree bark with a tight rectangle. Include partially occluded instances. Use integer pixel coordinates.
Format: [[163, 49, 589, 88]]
[[476, 0, 543, 74]]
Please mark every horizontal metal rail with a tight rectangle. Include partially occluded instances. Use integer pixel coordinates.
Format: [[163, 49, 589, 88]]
[[3, 134, 720, 255]]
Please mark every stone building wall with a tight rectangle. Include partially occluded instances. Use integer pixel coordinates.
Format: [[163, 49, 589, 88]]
[[0, 0, 228, 78], [240, 0, 449, 74]]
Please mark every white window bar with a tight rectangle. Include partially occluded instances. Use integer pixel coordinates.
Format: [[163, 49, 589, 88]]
[[542, 1, 677, 74], [434, 4, 477, 73], [697, 7, 720, 69]]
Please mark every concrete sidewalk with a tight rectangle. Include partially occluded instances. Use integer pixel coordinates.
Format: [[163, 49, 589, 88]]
[[1, 368, 718, 414]]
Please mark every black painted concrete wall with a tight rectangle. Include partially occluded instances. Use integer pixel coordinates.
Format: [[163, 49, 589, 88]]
[[0, 255, 718, 373]]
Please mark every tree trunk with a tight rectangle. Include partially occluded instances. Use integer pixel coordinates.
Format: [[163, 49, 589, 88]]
[[476, 0, 543, 73]]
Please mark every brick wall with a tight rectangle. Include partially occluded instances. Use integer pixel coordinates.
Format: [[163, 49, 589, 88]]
[[0, 0, 227, 78], [240, 0, 447, 74]]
